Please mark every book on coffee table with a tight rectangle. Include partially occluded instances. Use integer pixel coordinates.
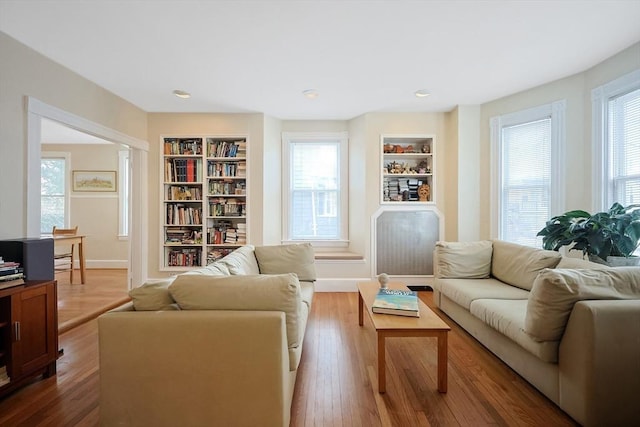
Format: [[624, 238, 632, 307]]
[[371, 288, 420, 317]]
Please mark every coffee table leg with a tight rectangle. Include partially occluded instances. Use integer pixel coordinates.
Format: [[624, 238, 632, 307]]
[[378, 333, 386, 393], [358, 292, 363, 326], [437, 331, 448, 393]]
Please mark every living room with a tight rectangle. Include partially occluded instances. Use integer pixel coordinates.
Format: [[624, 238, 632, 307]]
[[1, 1, 639, 426]]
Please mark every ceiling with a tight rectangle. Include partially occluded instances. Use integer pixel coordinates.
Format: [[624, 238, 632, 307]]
[[1, 0, 640, 120]]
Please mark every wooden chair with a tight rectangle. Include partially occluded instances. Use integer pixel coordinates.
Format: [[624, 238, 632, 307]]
[[52, 226, 78, 284]]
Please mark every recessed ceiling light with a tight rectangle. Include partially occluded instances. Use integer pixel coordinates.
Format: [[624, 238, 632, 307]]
[[173, 89, 191, 99], [414, 89, 431, 98], [302, 89, 319, 99]]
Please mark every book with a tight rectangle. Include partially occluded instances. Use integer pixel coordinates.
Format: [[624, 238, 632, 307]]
[[371, 288, 420, 317]]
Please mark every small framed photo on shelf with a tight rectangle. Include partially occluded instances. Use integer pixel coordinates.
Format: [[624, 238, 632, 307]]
[[72, 170, 117, 192]]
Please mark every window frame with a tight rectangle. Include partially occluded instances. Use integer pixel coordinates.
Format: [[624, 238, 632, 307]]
[[40, 151, 71, 234], [490, 100, 566, 245], [592, 69, 640, 212], [281, 131, 349, 247], [118, 149, 130, 239]]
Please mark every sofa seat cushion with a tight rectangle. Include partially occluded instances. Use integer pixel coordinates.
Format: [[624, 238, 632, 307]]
[[525, 267, 640, 342], [470, 299, 559, 363], [437, 278, 530, 310], [129, 278, 179, 311], [169, 273, 303, 349], [219, 245, 260, 275], [288, 298, 310, 371], [254, 243, 317, 281], [434, 240, 493, 279], [491, 240, 562, 291]]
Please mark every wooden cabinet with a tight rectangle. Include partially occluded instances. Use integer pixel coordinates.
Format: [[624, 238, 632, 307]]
[[161, 135, 248, 270], [381, 134, 435, 204], [0, 280, 58, 398]]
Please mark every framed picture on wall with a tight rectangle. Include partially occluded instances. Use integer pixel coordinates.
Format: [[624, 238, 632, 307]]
[[72, 170, 117, 192]]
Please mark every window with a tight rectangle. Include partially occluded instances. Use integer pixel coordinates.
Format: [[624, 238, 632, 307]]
[[282, 132, 348, 246], [118, 149, 130, 238], [593, 70, 640, 210], [491, 101, 565, 247], [41, 152, 70, 234]]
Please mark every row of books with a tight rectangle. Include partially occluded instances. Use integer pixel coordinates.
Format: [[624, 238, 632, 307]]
[[166, 204, 203, 225], [164, 138, 203, 156], [206, 161, 246, 178], [383, 178, 425, 202], [165, 227, 203, 245], [0, 366, 9, 387], [207, 248, 233, 263], [372, 288, 420, 317], [165, 185, 202, 201], [166, 248, 202, 267], [165, 158, 203, 183], [209, 199, 245, 217], [208, 181, 245, 196], [206, 139, 246, 158]]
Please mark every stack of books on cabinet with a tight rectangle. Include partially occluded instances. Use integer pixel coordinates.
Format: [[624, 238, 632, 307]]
[[161, 136, 248, 270]]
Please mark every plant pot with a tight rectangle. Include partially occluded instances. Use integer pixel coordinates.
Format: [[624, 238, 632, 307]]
[[589, 255, 640, 267]]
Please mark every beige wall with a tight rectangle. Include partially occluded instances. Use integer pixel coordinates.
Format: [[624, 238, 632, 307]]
[[478, 41, 639, 240], [0, 32, 147, 239], [43, 144, 128, 266]]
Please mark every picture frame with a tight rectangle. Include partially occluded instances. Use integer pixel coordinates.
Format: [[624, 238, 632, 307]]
[[72, 170, 117, 192]]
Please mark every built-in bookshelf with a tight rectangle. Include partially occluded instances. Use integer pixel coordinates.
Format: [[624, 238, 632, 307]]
[[381, 134, 435, 204], [161, 136, 248, 270]]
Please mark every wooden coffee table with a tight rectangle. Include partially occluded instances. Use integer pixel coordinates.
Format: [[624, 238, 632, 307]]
[[358, 281, 450, 393]]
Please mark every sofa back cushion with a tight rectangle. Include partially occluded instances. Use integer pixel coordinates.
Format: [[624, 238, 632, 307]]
[[254, 243, 316, 281], [181, 261, 230, 276], [169, 273, 303, 348], [218, 245, 260, 275], [434, 241, 493, 279], [555, 256, 610, 270], [525, 267, 640, 341], [491, 240, 562, 290], [129, 278, 178, 311]]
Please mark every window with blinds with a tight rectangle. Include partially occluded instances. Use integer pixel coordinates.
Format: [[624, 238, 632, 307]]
[[500, 118, 552, 246], [609, 88, 640, 205], [41, 154, 69, 234], [282, 132, 348, 245], [491, 100, 565, 247]]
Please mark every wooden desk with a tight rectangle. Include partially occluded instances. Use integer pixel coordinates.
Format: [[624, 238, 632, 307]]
[[358, 281, 450, 393], [49, 235, 86, 284]]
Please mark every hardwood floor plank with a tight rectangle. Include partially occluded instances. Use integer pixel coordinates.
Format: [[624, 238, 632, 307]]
[[0, 290, 578, 427]]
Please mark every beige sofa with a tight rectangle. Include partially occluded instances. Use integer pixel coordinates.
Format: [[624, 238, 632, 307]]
[[98, 244, 315, 427], [433, 240, 640, 427]]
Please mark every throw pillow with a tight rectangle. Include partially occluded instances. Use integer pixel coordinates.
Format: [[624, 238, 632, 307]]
[[254, 243, 316, 281], [491, 240, 562, 291], [180, 261, 230, 276], [434, 240, 493, 279], [525, 267, 640, 341], [129, 277, 178, 311], [169, 273, 303, 348], [218, 245, 260, 275]]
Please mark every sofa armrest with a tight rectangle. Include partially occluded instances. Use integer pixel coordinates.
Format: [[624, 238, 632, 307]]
[[559, 299, 640, 427], [98, 310, 291, 427]]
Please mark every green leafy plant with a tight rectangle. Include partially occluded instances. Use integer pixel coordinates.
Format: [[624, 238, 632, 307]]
[[537, 203, 640, 261]]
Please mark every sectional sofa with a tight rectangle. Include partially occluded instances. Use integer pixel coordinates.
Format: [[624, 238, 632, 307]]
[[433, 240, 640, 427], [98, 244, 315, 427]]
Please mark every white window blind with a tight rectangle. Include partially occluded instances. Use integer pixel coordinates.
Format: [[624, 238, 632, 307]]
[[610, 88, 640, 205], [290, 141, 340, 239], [501, 118, 552, 246], [40, 155, 68, 234]]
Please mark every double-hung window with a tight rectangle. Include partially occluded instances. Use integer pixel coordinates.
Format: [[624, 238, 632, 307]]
[[41, 152, 70, 234], [490, 101, 565, 246], [282, 132, 348, 246], [593, 70, 640, 210]]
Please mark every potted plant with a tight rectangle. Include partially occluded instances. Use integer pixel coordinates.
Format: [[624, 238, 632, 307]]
[[537, 202, 640, 266]]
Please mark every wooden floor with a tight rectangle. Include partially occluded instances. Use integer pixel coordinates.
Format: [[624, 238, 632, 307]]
[[56, 269, 129, 333], [0, 290, 577, 427]]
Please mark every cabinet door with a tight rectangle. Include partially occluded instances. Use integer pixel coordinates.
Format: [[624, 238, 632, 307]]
[[11, 283, 57, 378]]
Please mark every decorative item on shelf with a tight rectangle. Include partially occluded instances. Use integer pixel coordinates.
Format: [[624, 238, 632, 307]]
[[537, 202, 640, 266], [418, 184, 430, 202], [383, 144, 394, 153], [421, 144, 430, 153], [405, 145, 414, 153], [377, 273, 389, 289], [393, 145, 404, 153]]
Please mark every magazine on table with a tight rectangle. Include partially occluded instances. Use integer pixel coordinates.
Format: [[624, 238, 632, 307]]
[[372, 288, 420, 317]]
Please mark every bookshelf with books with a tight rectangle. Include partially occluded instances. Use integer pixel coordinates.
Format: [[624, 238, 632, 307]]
[[160, 136, 248, 270], [205, 137, 248, 263], [381, 134, 435, 204]]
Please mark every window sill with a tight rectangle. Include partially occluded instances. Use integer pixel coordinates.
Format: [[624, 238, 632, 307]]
[[314, 252, 363, 261]]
